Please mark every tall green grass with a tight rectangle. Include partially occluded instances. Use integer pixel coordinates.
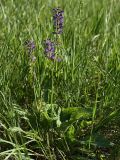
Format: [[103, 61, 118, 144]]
[[0, 0, 120, 159]]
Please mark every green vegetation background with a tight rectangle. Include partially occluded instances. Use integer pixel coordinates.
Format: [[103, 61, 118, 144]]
[[0, 0, 120, 159]]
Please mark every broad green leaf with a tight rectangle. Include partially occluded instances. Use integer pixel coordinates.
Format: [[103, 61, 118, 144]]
[[66, 125, 75, 141], [61, 107, 92, 122]]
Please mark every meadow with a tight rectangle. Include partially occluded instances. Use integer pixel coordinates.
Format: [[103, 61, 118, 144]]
[[0, 0, 120, 159]]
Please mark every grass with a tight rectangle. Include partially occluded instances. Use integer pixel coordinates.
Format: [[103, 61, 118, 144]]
[[0, 0, 120, 159]]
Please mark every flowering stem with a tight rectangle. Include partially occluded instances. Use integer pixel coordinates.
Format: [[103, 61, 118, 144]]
[[51, 68, 54, 111]]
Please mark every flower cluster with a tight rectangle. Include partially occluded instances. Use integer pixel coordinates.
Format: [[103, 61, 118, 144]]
[[44, 39, 55, 60], [44, 39, 62, 62], [25, 40, 35, 54], [25, 40, 36, 62], [23, 7, 64, 63], [43, 7, 64, 62], [53, 8, 64, 34]]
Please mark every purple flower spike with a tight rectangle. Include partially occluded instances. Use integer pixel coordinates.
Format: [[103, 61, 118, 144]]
[[53, 7, 64, 34], [44, 39, 55, 58], [44, 39, 55, 54], [47, 53, 56, 61], [25, 40, 35, 54], [43, 39, 62, 62]]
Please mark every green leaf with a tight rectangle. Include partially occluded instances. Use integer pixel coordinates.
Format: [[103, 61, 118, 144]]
[[93, 134, 112, 148], [86, 134, 112, 148], [66, 125, 75, 141], [8, 127, 24, 133], [61, 107, 92, 123]]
